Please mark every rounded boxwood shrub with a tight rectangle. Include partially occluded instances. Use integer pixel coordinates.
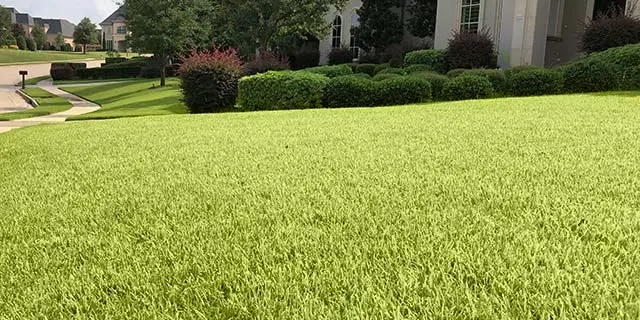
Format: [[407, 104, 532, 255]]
[[376, 77, 432, 106], [442, 75, 494, 101], [50, 65, 75, 81], [404, 49, 448, 74], [561, 59, 621, 93], [179, 47, 243, 113], [409, 72, 450, 101], [621, 66, 640, 90], [303, 64, 353, 78], [373, 73, 402, 81], [238, 71, 329, 111], [377, 68, 407, 75], [584, 43, 640, 80], [374, 64, 390, 74], [460, 69, 507, 94], [507, 68, 563, 96], [405, 64, 433, 74], [446, 68, 469, 78], [504, 65, 542, 79], [323, 76, 378, 108], [352, 73, 372, 79], [355, 63, 377, 76]]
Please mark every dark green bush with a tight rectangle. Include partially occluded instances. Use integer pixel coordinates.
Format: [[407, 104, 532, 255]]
[[503, 65, 542, 79], [446, 69, 469, 78], [323, 76, 378, 108], [580, 10, 640, 54], [409, 72, 450, 101], [26, 38, 36, 51], [374, 64, 390, 74], [355, 64, 377, 76], [376, 77, 432, 106], [372, 73, 402, 81], [328, 48, 354, 65], [105, 57, 129, 65], [352, 73, 372, 79], [561, 59, 621, 93], [459, 69, 507, 94], [50, 65, 75, 80], [238, 71, 329, 111], [621, 66, 640, 90], [446, 30, 498, 69], [405, 64, 433, 74], [404, 49, 448, 74], [442, 75, 494, 101], [584, 43, 640, 79], [377, 68, 407, 75], [346, 63, 358, 72], [507, 68, 563, 96], [76, 67, 142, 80], [303, 64, 353, 78]]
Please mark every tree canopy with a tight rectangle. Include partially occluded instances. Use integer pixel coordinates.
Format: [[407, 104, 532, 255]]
[[31, 24, 46, 50], [352, 0, 404, 52], [0, 6, 11, 41], [408, 0, 438, 38], [73, 17, 97, 53]]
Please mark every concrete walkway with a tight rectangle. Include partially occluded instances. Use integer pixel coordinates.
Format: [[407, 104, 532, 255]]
[[0, 84, 100, 134]]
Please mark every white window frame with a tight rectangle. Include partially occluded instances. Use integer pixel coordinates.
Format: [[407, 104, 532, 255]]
[[547, 0, 565, 38], [116, 26, 127, 35], [332, 16, 342, 49], [350, 11, 360, 59], [460, 0, 483, 34]]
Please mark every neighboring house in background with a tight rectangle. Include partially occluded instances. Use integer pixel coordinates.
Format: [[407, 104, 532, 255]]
[[6, 7, 76, 48], [434, 0, 640, 68], [100, 6, 129, 52]]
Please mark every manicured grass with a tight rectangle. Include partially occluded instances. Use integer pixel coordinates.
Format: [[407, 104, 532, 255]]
[[1, 93, 639, 318], [21, 75, 50, 86], [0, 88, 71, 121], [53, 78, 135, 85], [0, 49, 106, 64], [62, 78, 187, 120]]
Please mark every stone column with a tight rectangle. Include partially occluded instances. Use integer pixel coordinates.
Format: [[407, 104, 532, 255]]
[[508, 0, 551, 67]]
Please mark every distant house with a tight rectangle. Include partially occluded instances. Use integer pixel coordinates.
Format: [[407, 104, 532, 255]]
[[434, 0, 640, 68], [6, 7, 76, 49], [100, 6, 129, 52]]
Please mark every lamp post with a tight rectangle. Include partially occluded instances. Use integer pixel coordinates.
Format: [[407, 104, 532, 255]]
[[19, 71, 28, 89]]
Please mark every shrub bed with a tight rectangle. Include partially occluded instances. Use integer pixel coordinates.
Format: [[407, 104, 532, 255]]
[[376, 77, 432, 106], [561, 59, 621, 93], [507, 68, 563, 96], [373, 73, 402, 81], [459, 69, 507, 94], [50, 62, 87, 81], [77, 67, 142, 80], [323, 76, 378, 108], [446, 69, 469, 78], [303, 64, 353, 78], [104, 57, 129, 65], [405, 64, 433, 74], [410, 72, 450, 101], [179, 47, 243, 113], [377, 68, 407, 75], [442, 75, 494, 101], [355, 64, 378, 76], [238, 71, 329, 111], [404, 49, 448, 74]]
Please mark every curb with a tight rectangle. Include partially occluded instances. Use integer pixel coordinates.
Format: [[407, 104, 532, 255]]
[[15, 89, 39, 107]]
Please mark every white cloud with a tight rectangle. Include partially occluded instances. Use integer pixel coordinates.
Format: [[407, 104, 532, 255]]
[[2, 0, 119, 25]]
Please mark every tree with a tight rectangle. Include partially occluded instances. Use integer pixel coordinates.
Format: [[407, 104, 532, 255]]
[[215, 0, 347, 54], [407, 0, 438, 38], [0, 6, 11, 42], [11, 23, 26, 39], [125, 0, 214, 87], [31, 24, 46, 50], [352, 0, 404, 53], [16, 34, 26, 50], [73, 17, 97, 54], [55, 33, 65, 49]]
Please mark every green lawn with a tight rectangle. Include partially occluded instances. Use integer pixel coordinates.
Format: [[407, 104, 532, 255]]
[[53, 78, 135, 85], [21, 75, 50, 86], [1, 93, 640, 318], [0, 49, 106, 64], [62, 78, 187, 120], [0, 88, 71, 121]]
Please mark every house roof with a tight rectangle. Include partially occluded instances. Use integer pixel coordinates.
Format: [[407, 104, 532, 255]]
[[15, 12, 34, 25], [35, 19, 76, 37], [100, 6, 126, 25], [5, 7, 18, 23]]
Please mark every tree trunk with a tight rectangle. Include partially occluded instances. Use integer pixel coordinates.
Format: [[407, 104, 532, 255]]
[[160, 55, 167, 87], [83, 43, 87, 54]]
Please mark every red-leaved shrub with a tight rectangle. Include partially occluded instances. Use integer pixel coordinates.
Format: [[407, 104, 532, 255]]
[[178, 45, 243, 113], [243, 51, 290, 76]]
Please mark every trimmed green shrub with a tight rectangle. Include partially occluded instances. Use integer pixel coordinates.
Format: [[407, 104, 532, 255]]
[[504, 65, 541, 79], [446, 30, 498, 69], [621, 66, 640, 90], [238, 71, 329, 111], [76, 67, 142, 80], [460, 69, 507, 94], [374, 64, 390, 74], [323, 76, 378, 108], [179, 47, 243, 113], [26, 37, 36, 51], [346, 63, 358, 72], [304, 64, 353, 78], [561, 59, 620, 93], [373, 73, 402, 81], [584, 43, 640, 80], [410, 72, 450, 101], [328, 48, 354, 65], [376, 77, 432, 106], [105, 57, 128, 65], [405, 64, 433, 74], [442, 75, 494, 101], [507, 68, 563, 96], [446, 69, 469, 78], [50, 65, 75, 80], [352, 73, 372, 79], [355, 63, 377, 76], [16, 35, 26, 50], [377, 68, 407, 75], [404, 49, 448, 74]]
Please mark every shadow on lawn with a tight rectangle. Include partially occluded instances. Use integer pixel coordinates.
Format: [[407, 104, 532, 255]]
[[588, 91, 640, 98]]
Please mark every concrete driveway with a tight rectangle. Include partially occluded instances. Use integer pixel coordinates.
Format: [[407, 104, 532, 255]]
[[0, 61, 103, 113]]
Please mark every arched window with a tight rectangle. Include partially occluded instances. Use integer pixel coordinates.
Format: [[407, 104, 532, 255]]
[[350, 12, 360, 59], [332, 16, 342, 49]]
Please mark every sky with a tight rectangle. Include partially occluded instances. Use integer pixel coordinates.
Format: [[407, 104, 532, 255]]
[[1, 0, 119, 26]]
